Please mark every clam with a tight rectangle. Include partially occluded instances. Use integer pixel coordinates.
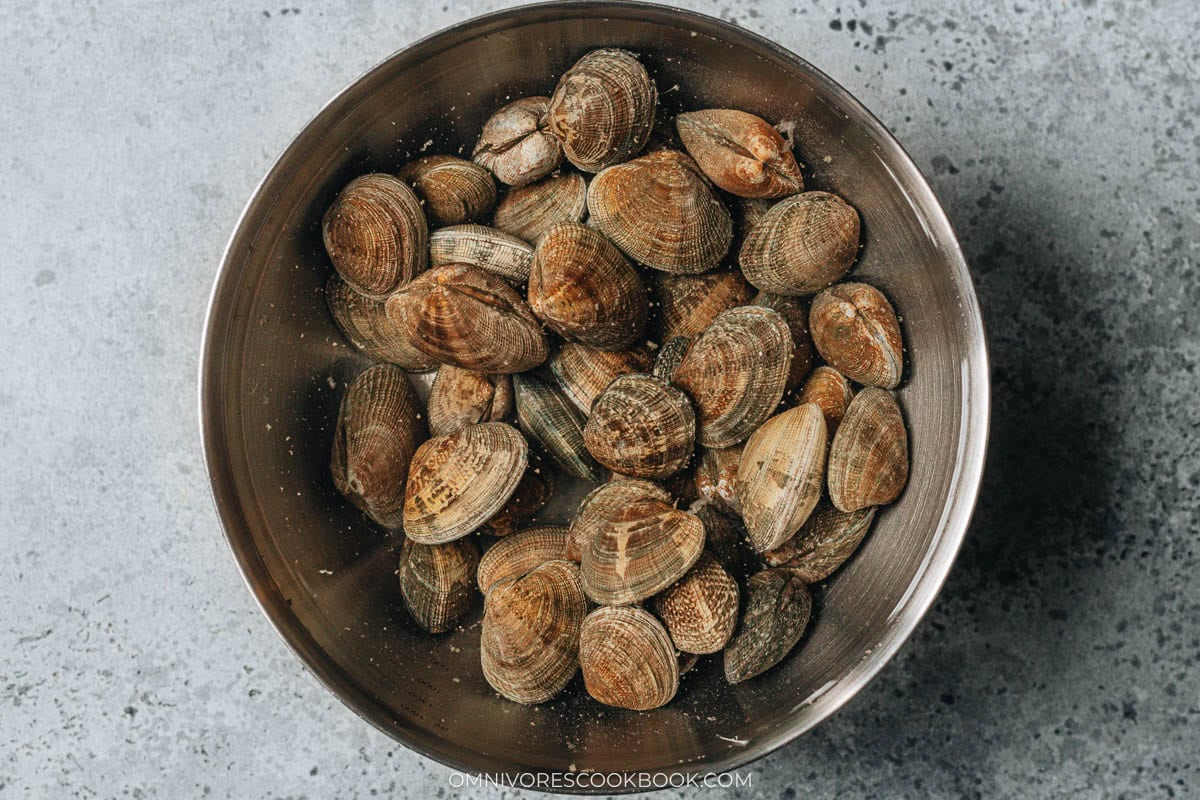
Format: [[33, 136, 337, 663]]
[[588, 150, 732, 274], [481, 560, 585, 704], [739, 191, 860, 296], [429, 224, 534, 284], [670, 305, 793, 448], [325, 275, 437, 372], [547, 342, 653, 416], [676, 109, 805, 198], [762, 501, 876, 583], [693, 445, 743, 517], [724, 569, 812, 684], [797, 366, 854, 437], [398, 155, 496, 227], [583, 373, 695, 480], [330, 364, 426, 528], [653, 270, 752, 341], [403, 422, 528, 544], [809, 282, 904, 389], [565, 478, 671, 562], [477, 525, 570, 594], [579, 605, 678, 710], [653, 552, 739, 654], [827, 387, 908, 512], [512, 373, 604, 482], [473, 96, 563, 187], [426, 365, 513, 437], [528, 222, 647, 350], [546, 49, 657, 172], [322, 173, 427, 299], [492, 173, 588, 242], [384, 263, 548, 373], [652, 336, 691, 381], [737, 403, 828, 552], [695, 504, 746, 575], [752, 291, 814, 391], [479, 451, 555, 537], [397, 537, 479, 634]]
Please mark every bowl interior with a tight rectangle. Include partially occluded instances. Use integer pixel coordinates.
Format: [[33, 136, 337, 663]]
[[201, 2, 988, 779]]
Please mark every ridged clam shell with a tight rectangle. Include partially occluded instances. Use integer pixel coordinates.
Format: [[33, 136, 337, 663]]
[[477, 525, 570, 594], [429, 224, 534, 284], [676, 109, 804, 198], [481, 560, 585, 704], [479, 450, 555, 537], [492, 173, 588, 242], [827, 387, 909, 512], [427, 365, 513, 436], [473, 97, 563, 187], [579, 605, 678, 710], [762, 501, 876, 583], [695, 504, 746, 574], [583, 373, 695, 480], [330, 364, 426, 528], [652, 336, 691, 380], [797, 366, 854, 437], [403, 422, 528, 543], [322, 173, 428, 299], [671, 306, 794, 448], [588, 150, 732, 274], [653, 270, 752, 341], [325, 275, 437, 371], [546, 49, 657, 172], [694, 444, 743, 517], [737, 403, 828, 552], [739, 191, 860, 296], [548, 342, 653, 416], [512, 373, 604, 482], [566, 478, 670, 562], [752, 291, 814, 391], [398, 155, 496, 227], [397, 537, 479, 634], [384, 263, 548, 373], [653, 552, 739, 654], [809, 282, 904, 389], [528, 222, 647, 350], [724, 569, 812, 684]]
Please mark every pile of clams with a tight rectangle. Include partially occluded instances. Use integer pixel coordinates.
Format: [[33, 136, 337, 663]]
[[320, 49, 910, 711]]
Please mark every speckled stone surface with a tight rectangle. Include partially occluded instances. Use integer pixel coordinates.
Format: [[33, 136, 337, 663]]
[[2, 0, 1198, 797]]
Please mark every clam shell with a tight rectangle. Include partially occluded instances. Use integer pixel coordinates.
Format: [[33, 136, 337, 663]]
[[583, 373, 695, 480], [653, 270, 752, 341], [322, 173, 427, 299], [797, 366, 854, 437], [752, 291, 814, 391], [427, 365, 513, 437], [588, 150, 732, 274], [481, 560, 585, 704], [330, 364, 426, 528], [547, 342, 653, 416], [676, 109, 804, 198], [325, 275, 437, 372], [579, 605, 678, 710], [429, 224, 534, 284], [809, 282, 904, 389], [566, 478, 671, 562], [694, 504, 746, 574], [473, 96, 563, 187], [397, 537, 479, 634], [403, 422, 528, 544], [398, 155, 496, 227], [694, 445, 743, 517], [477, 525, 570, 594], [479, 450, 555, 537], [654, 552, 739, 654], [827, 387, 908, 512], [739, 191, 860, 296], [737, 403, 828, 552], [512, 373, 604, 482], [723, 569, 812, 684], [528, 222, 647, 350], [546, 49, 657, 172], [384, 263, 548, 373], [671, 305, 793, 448], [492, 173, 588, 243], [737, 197, 773, 240], [652, 336, 692, 381], [762, 501, 876, 583]]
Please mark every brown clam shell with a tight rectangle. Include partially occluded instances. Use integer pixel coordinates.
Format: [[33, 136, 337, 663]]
[[384, 263, 548, 373], [330, 364, 426, 528], [693, 444, 743, 517], [827, 387, 909, 512], [737, 197, 774, 240], [653, 270, 752, 341], [398, 155, 497, 227], [546, 49, 657, 172], [397, 537, 479, 634], [653, 552, 739, 654], [547, 342, 653, 416], [752, 291, 814, 391], [724, 569, 812, 684], [428, 224, 534, 284], [809, 282, 904, 389], [739, 191, 860, 296], [402, 422, 528, 544], [588, 150, 732, 274], [512, 373, 604, 482], [583, 373, 695, 480], [492, 173, 588, 242], [476, 525, 569, 594], [762, 501, 877, 583], [566, 478, 671, 562], [325, 275, 437, 372], [652, 336, 692, 381], [676, 109, 805, 198], [579, 605, 678, 710], [473, 96, 563, 187], [322, 173, 428, 299], [479, 450, 555, 537], [695, 504, 747, 575], [426, 365, 513, 437], [797, 366, 854, 437]]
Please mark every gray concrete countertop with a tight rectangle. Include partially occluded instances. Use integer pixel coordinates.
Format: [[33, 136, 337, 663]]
[[2, 1, 1197, 797]]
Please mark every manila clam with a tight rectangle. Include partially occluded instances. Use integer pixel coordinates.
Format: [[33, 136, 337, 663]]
[[693, 444, 743, 517], [827, 387, 909, 513], [809, 281, 904, 389], [752, 291, 814, 391], [654, 552, 739, 654], [797, 365, 854, 437], [653, 269, 752, 341], [473, 96, 563, 187], [547, 342, 653, 416], [492, 173, 588, 242], [476, 525, 570, 594], [583, 373, 695, 480], [397, 537, 479, 634], [652, 336, 691, 381], [322, 173, 427, 299], [579, 605, 678, 710], [325, 275, 437, 372], [724, 569, 812, 684], [676, 109, 805, 199], [426, 365, 513, 437], [566, 478, 670, 562], [739, 191, 860, 296], [429, 224, 534, 284], [398, 155, 496, 227], [762, 501, 876, 583], [512, 374, 604, 482]]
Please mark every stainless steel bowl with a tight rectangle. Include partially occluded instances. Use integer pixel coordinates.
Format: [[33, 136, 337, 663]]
[[200, 0, 989, 785]]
